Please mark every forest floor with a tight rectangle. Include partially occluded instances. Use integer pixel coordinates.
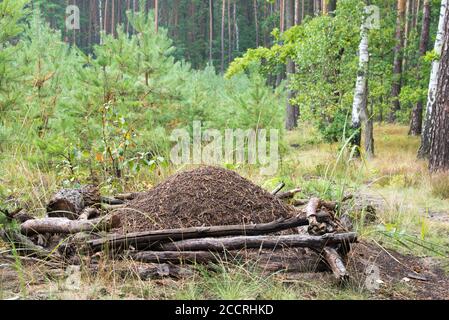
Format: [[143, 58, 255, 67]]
[[1, 124, 449, 300]]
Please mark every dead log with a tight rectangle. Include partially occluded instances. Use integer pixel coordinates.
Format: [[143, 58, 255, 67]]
[[306, 198, 328, 235], [47, 185, 100, 219], [158, 233, 357, 252], [100, 196, 124, 205], [271, 182, 286, 195], [276, 188, 301, 199], [85, 213, 335, 253], [114, 192, 143, 201], [129, 248, 342, 276], [321, 247, 349, 282], [78, 208, 100, 220], [21, 214, 121, 236], [129, 251, 219, 264]]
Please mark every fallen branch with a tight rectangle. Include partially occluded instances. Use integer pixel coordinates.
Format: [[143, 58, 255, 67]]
[[21, 214, 121, 236], [276, 188, 301, 199], [321, 247, 349, 282], [270, 182, 285, 195], [78, 208, 100, 221], [47, 186, 100, 219], [85, 213, 335, 253], [158, 233, 357, 252], [306, 198, 328, 235], [114, 192, 143, 201], [129, 251, 219, 264]]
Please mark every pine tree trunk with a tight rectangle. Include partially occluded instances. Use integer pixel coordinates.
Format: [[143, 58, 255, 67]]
[[234, 2, 239, 52], [228, 0, 232, 61], [295, 0, 301, 24], [389, 0, 406, 123], [254, 0, 259, 46], [209, 0, 214, 64], [221, 0, 226, 73], [280, 0, 285, 32], [104, 0, 109, 34], [111, 0, 115, 37], [419, 0, 448, 158], [154, 0, 159, 33], [285, 0, 298, 130], [429, 8, 449, 171], [409, 0, 431, 136]]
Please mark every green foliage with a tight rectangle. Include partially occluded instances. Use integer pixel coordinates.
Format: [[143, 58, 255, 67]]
[[0, 6, 284, 182]]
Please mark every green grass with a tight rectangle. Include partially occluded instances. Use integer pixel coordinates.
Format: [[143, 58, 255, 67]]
[[1, 123, 449, 299]]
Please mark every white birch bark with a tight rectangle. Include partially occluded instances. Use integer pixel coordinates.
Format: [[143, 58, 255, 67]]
[[352, 17, 369, 130]]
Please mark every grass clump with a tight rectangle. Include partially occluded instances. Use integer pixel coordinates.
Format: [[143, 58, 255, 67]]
[[430, 173, 449, 200]]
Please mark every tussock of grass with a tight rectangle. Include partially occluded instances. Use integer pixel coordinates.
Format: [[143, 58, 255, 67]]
[[430, 173, 449, 200]]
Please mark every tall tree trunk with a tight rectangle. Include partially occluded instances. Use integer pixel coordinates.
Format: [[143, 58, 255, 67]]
[[409, 0, 431, 136], [328, 0, 337, 15], [104, 0, 109, 34], [209, 0, 214, 64], [402, 0, 413, 71], [99, 0, 103, 43], [389, 0, 407, 123], [154, 0, 159, 32], [295, 0, 301, 24], [351, 9, 371, 157], [419, 0, 448, 158], [254, 0, 259, 46], [280, 0, 285, 32], [126, 0, 130, 34], [228, 0, 232, 61], [429, 7, 449, 171], [221, 0, 226, 73], [234, 2, 239, 52], [322, 0, 328, 15], [111, 0, 115, 37], [285, 0, 297, 130]]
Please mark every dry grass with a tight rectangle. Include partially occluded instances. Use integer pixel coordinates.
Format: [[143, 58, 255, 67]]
[[1, 123, 449, 300]]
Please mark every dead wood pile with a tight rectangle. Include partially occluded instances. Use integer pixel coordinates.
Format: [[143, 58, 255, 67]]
[[0, 166, 359, 282]]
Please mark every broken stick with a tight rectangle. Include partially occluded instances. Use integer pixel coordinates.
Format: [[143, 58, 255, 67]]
[[21, 214, 121, 236]]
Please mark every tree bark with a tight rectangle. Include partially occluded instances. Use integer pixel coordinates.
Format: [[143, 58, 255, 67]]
[[320, 246, 349, 281], [419, 0, 448, 158], [47, 186, 100, 220], [409, 0, 431, 136], [389, 0, 406, 123], [351, 10, 370, 156], [209, 0, 214, 64], [154, 0, 159, 33], [221, 0, 226, 73], [429, 8, 449, 172], [21, 215, 121, 236], [285, 0, 298, 130], [254, 0, 259, 46]]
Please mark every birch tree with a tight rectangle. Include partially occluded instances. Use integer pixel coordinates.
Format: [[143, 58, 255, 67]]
[[351, 5, 377, 157]]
